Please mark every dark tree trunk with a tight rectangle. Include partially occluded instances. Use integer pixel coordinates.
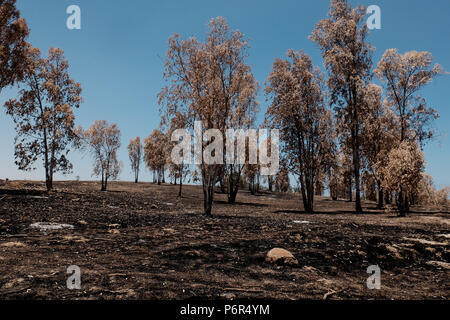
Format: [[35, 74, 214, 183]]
[[45, 170, 53, 192], [203, 186, 214, 216], [385, 192, 391, 205], [228, 187, 238, 203], [377, 186, 384, 209], [178, 167, 183, 197], [299, 172, 314, 213], [397, 189, 409, 217], [102, 177, 108, 191], [348, 180, 353, 202], [354, 153, 362, 213], [227, 172, 240, 204]]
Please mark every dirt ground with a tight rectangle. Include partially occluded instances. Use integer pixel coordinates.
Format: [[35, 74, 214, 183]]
[[0, 180, 448, 300]]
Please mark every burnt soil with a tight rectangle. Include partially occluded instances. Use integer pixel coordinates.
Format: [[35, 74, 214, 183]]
[[0, 180, 448, 300]]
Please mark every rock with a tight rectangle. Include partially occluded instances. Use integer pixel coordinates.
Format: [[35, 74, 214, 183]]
[[30, 222, 74, 231], [426, 261, 450, 270], [266, 248, 298, 265], [77, 220, 87, 225], [292, 220, 312, 224], [108, 229, 120, 235], [150, 204, 158, 209], [28, 196, 48, 199], [108, 224, 121, 229], [0, 219, 6, 224]]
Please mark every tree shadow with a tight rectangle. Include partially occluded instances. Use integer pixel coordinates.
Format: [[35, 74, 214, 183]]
[[0, 189, 47, 196], [274, 209, 386, 215], [214, 200, 268, 207]]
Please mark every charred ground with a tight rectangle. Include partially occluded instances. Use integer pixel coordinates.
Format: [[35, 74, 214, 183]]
[[0, 181, 448, 300]]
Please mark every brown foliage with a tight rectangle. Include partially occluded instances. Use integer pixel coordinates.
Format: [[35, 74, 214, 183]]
[[375, 49, 442, 145], [144, 129, 167, 185], [4, 47, 82, 191], [376, 141, 425, 216], [159, 17, 258, 215], [0, 0, 29, 92], [265, 50, 335, 212]]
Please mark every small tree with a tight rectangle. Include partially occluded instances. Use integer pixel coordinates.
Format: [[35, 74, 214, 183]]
[[167, 113, 190, 197], [84, 120, 121, 191], [128, 136, 142, 183], [377, 141, 424, 216], [4, 47, 82, 191], [0, 0, 29, 95], [416, 174, 449, 210], [275, 162, 290, 193], [144, 129, 167, 185]]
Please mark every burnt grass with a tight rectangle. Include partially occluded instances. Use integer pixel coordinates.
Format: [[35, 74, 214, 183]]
[[0, 181, 448, 300]]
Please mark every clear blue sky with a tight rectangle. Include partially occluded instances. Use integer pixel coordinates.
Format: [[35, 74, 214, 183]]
[[0, 0, 449, 188]]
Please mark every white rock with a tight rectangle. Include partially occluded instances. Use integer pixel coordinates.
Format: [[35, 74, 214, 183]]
[[30, 222, 74, 231]]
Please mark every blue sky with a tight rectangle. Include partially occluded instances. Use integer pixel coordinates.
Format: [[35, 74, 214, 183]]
[[0, 0, 449, 188]]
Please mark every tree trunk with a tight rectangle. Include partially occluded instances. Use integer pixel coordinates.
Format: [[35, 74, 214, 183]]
[[46, 175, 53, 192], [256, 174, 260, 193], [227, 170, 240, 204], [203, 186, 214, 216], [178, 167, 183, 197], [385, 192, 391, 205], [228, 187, 238, 203], [299, 173, 311, 213], [102, 177, 108, 191], [348, 179, 353, 202], [353, 137, 362, 213], [397, 188, 409, 217], [377, 185, 384, 209], [45, 164, 53, 192]]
